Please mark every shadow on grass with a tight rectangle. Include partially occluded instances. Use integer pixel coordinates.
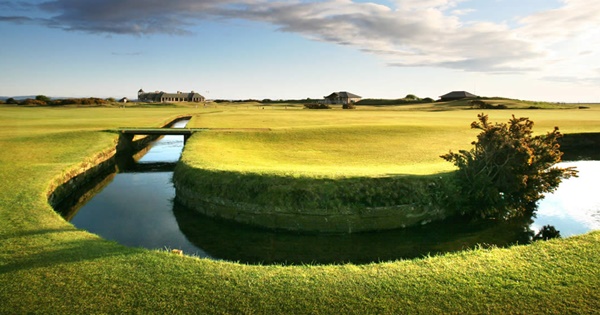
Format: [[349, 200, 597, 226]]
[[0, 227, 78, 239], [0, 229, 138, 274]]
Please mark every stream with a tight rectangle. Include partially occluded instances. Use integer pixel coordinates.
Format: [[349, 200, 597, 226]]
[[59, 122, 600, 264]]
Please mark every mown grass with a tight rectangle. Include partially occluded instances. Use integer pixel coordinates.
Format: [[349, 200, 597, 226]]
[[1, 103, 600, 314], [185, 105, 600, 177]]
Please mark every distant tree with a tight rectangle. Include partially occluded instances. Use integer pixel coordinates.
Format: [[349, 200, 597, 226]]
[[21, 99, 47, 106], [533, 225, 561, 241], [405, 94, 419, 100], [441, 114, 578, 219], [422, 97, 434, 103], [6, 98, 18, 104], [35, 95, 51, 104], [106, 97, 116, 102]]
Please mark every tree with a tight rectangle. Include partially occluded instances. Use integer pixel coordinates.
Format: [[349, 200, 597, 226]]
[[533, 225, 561, 241], [35, 95, 51, 104], [441, 114, 577, 219]]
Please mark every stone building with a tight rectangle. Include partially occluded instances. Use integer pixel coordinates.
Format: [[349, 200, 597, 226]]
[[138, 89, 205, 103]]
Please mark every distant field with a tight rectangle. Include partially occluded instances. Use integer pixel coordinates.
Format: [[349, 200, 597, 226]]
[[185, 103, 600, 177]]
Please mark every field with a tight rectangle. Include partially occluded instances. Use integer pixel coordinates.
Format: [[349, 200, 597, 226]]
[[1, 102, 600, 314], [184, 103, 600, 177]]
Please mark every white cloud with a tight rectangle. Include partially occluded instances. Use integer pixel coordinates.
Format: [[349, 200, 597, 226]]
[[228, 1, 541, 72], [516, 0, 600, 42], [512, 0, 600, 84], [393, 0, 465, 11], [1, 0, 598, 76]]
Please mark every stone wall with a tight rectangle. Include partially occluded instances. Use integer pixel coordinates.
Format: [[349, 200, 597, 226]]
[[173, 173, 454, 234]]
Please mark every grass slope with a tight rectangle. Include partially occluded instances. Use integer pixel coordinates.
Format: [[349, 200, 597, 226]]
[[1, 104, 600, 314]]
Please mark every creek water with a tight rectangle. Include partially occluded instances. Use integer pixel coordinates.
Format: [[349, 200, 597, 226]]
[[60, 124, 600, 264]]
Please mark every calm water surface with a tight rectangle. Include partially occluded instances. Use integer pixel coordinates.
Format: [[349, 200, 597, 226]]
[[534, 161, 600, 236], [63, 125, 600, 264]]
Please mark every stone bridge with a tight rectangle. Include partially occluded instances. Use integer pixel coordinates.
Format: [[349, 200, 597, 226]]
[[115, 128, 204, 155]]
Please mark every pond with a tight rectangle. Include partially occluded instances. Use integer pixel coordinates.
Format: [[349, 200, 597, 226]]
[[58, 124, 600, 264]]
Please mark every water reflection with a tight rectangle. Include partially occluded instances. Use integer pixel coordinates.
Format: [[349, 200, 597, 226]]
[[61, 123, 600, 264], [70, 172, 208, 257], [173, 201, 537, 264], [534, 161, 600, 236]]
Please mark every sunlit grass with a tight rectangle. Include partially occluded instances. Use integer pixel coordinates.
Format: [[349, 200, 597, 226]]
[[185, 104, 600, 177], [1, 103, 600, 314], [185, 126, 468, 177]]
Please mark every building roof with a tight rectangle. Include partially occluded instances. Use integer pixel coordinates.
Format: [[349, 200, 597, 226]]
[[140, 91, 204, 99], [325, 91, 362, 99], [440, 91, 478, 99]]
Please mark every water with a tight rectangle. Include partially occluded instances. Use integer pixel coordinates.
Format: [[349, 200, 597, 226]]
[[68, 120, 210, 257], [61, 127, 600, 264], [534, 161, 600, 237]]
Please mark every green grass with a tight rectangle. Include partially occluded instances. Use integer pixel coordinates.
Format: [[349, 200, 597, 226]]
[[1, 103, 600, 314], [186, 105, 600, 177]]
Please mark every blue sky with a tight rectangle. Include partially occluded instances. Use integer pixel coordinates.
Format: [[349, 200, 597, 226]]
[[1, 0, 599, 102]]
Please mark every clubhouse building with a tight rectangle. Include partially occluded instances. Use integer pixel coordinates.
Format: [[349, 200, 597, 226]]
[[138, 89, 205, 103]]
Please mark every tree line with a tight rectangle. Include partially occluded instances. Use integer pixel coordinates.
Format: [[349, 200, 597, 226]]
[[1, 95, 114, 106]]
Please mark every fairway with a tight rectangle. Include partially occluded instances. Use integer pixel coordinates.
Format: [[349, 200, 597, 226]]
[[185, 105, 600, 177], [1, 103, 600, 314]]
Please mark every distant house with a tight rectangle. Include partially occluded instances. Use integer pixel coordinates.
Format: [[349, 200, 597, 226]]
[[119, 97, 128, 103], [138, 89, 205, 103], [323, 91, 362, 105], [439, 91, 478, 101]]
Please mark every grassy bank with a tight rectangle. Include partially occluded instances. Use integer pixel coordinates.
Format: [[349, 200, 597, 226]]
[[1, 104, 600, 314]]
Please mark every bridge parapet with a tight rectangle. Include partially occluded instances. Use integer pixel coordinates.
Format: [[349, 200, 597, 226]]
[[116, 128, 204, 155]]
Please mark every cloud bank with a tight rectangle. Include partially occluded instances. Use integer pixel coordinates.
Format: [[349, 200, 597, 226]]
[[1, 0, 599, 76]]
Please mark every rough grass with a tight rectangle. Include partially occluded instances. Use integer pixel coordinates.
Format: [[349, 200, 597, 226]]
[[1, 104, 600, 314]]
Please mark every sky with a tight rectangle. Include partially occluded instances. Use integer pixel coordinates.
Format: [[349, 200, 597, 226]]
[[1, 0, 599, 102]]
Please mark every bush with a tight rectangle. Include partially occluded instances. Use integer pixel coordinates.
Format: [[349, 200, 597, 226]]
[[441, 114, 578, 219], [533, 225, 561, 241], [343, 103, 356, 109], [49, 98, 108, 106], [304, 103, 331, 109], [35, 95, 51, 104], [470, 100, 507, 109], [20, 99, 47, 106]]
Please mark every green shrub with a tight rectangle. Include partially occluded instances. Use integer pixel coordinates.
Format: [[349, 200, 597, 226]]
[[20, 99, 48, 106], [441, 114, 577, 219], [533, 225, 561, 241], [470, 100, 507, 109], [304, 103, 331, 109], [35, 95, 51, 104]]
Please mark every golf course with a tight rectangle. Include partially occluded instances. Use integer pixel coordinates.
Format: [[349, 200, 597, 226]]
[[1, 101, 600, 314]]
